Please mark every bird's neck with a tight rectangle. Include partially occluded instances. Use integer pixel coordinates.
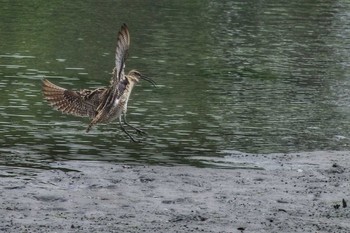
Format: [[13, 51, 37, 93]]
[[124, 81, 136, 100]]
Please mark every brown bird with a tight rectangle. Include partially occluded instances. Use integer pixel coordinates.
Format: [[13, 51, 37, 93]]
[[42, 24, 156, 142]]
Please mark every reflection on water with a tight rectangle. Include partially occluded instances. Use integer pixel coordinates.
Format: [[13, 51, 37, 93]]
[[1, 0, 350, 169]]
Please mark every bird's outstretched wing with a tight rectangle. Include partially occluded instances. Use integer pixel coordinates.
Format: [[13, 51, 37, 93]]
[[42, 79, 106, 118], [111, 23, 130, 85], [85, 24, 131, 132]]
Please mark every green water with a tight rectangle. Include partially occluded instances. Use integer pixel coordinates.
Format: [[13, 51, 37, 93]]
[[1, 0, 350, 167]]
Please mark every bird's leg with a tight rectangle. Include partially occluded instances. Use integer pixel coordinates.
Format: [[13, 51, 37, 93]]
[[86, 121, 94, 133], [86, 111, 103, 133], [119, 116, 140, 143], [123, 113, 147, 135]]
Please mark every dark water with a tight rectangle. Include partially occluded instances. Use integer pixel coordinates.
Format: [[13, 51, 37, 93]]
[[1, 0, 350, 169]]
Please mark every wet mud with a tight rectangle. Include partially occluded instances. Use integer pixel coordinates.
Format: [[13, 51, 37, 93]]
[[1, 151, 349, 232]]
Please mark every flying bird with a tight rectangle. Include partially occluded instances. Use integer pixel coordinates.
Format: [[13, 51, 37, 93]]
[[42, 24, 156, 142]]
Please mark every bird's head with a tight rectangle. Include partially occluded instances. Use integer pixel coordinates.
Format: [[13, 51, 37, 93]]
[[127, 70, 156, 87]]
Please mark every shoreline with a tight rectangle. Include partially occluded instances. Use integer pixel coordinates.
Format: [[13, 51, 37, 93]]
[[1, 151, 349, 232]]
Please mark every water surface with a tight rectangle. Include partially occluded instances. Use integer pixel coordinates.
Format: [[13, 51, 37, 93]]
[[1, 0, 350, 169]]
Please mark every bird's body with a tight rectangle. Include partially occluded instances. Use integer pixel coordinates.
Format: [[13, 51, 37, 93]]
[[42, 24, 155, 142]]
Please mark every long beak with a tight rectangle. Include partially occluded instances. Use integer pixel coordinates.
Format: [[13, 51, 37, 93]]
[[141, 75, 156, 87]]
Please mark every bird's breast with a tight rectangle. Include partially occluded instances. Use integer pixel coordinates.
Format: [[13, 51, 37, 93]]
[[113, 98, 120, 107]]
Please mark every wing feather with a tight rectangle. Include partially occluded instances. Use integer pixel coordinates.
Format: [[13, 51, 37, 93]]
[[111, 23, 130, 85], [42, 79, 105, 118]]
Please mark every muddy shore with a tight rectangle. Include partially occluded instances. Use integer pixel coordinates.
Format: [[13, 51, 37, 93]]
[[1, 151, 349, 233]]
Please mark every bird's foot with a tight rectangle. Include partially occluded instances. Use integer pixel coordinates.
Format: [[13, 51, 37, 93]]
[[127, 134, 142, 143], [135, 128, 147, 136]]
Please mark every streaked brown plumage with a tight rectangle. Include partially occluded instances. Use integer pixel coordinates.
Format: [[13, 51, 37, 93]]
[[42, 24, 156, 142]]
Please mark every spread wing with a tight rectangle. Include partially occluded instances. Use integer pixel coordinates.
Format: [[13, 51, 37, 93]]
[[111, 23, 130, 85], [42, 79, 106, 118]]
